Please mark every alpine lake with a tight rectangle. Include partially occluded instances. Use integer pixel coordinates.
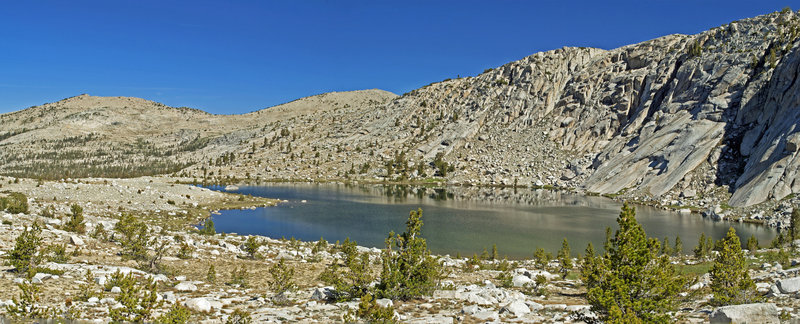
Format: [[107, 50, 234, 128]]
[[206, 183, 775, 259]]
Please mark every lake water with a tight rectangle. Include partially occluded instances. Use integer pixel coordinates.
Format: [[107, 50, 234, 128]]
[[208, 183, 776, 259]]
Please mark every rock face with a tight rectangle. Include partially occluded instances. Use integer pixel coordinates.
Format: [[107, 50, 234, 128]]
[[709, 303, 779, 323], [3, 11, 800, 209]]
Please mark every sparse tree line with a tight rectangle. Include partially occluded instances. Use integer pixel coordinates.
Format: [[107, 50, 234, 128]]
[[0, 133, 205, 180]]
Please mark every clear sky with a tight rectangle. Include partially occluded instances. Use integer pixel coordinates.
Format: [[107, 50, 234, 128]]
[[0, 1, 794, 114]]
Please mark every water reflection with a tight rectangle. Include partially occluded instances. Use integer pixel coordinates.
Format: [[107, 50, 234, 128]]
[[209, 183, 776, 259]]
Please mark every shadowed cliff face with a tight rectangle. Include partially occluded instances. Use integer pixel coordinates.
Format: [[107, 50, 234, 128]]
[[1, 11, 799, 208]]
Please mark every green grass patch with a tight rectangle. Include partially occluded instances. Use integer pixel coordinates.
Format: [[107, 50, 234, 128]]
[[565, 271, 580, 281], [677, 262, 712, 276]]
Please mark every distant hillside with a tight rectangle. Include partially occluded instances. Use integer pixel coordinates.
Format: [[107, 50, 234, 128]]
[[0, 90, 395, 179]]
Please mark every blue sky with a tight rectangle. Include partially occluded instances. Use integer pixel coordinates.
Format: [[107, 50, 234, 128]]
[[0, 1, 794, 114]]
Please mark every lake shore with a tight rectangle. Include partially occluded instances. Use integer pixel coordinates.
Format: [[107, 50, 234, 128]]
[[0, 176, 797, 323]]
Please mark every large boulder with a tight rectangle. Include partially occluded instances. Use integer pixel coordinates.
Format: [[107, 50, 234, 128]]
[[184, 298, 212, 313], [500, 299, 531, 317], [709, 303, 779, 323], [511, 274, 533, 287], [473, 310, 499, 321], [786, 133, 800, 152], [174, 282, 197, 292], [776, 277, 800, 293], [310, 286, 336, 301], [69, 235, 85, 246]]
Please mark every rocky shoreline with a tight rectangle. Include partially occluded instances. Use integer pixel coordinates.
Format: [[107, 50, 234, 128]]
[[0, 176, 798, 323]]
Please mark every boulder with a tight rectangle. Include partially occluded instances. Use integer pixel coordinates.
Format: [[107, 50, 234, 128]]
[[311, 286, 336, 301], [162, 292, 177, 303], [776, 277, 800, 293], [527, 301, 544, 311], [787, 133, 800, 152], [433, 290, 456, 299], [31, 273, 51, 284], [473, 310, 499, 321], [709, 303, 779, 323], [184, 298, 212, 313], [69, 235, 85, 246], [174, 282, 197, 292], [461, 304, 480, 315], [375, 298, 393, 308], [500, 299, 531, 317], [512, 274, 533, 287]]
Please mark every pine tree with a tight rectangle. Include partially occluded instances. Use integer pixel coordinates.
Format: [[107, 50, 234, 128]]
[[377, 208, 441, 300], [580, 242, 600, 288], [769, 47, 777, 69], [674, 235, 683, 256], [206, 264, 216, 284], [64, 203, 85, 233], [491, 244, 498, 261], [557, 238, 572, 278], [747, 235, 759, 253], [661, 237, 673, 256], [790, 208, 800, 250], [243, 236, 263, 259], [771, 232, 785, 248], [709, 227, 756, 305], [584, 203, 685, 323], [268, 259, 296, 295], [604, 226, 613, 251], [694, 233, 708, 259], [7, 222, 43, 273], [319, 238, 374, 301]]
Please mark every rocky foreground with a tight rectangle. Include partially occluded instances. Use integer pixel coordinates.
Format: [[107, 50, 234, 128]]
[[0, 176, 799, 323]]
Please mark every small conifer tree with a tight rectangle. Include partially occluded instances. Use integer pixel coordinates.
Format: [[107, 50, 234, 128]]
[[557, 238, 572, 279], [268, 259, 296, 295], [7, 222, 43, 273], [64, 204, 85, 233], [709, 227, 756, 305], [674, 235, 683, 256], [533, 247, 550, 269], [661, 237, 672, 256], [604, 226, 613, 252], [243, 236, 263, 259], [581, 242, 600, 288], [790, 208, 800, 250], [377, 208, 441, 300], [318, 238, 373, 301], [109, 273, 160, 322], [584, 203, 685, 323], [746, 235, 759, 253], [207, 264, 216, 284], [694, 232, 708, 259], [158, 304, 191, 324], [480, 247, 490, 260]]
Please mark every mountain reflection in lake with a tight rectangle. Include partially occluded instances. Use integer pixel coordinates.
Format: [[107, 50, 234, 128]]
[[208, 183, 775, 259]]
